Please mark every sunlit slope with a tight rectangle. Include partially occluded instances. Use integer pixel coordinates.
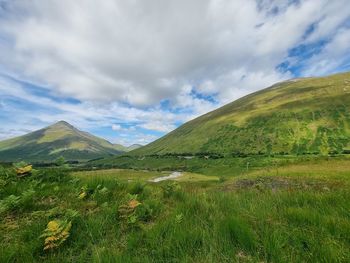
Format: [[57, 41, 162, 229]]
[[0, 121, 123, 162], [134, 71, 350, 156]]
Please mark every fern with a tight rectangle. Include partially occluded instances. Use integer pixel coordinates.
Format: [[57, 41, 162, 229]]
[[118, 198, 141, 225], [0, 195, 21, 214], [175, 213, 184, 224], [40, 220, 72, 250]]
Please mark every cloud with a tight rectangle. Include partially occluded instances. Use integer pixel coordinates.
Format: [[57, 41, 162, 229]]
[[0, 0, 349, 144], [113, 133, 158, 147], [111, 124, 122, 131], [1, 0, 348, 107], [0, 75, 187, 143], [139, 122, 177, 133], [302, 28, 350, 76]]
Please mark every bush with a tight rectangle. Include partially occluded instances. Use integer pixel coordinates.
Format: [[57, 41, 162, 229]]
[[162, 182, 181, 198], [0, 166, 16, 188], [0, 195, 21, 214], [135, 202, 154, 222], [34, 167, 69, 183], [12, 161, 29, 170], [0, 188, 35, 214], [128, 181, 145, 195], [219, 176, 227, 183]]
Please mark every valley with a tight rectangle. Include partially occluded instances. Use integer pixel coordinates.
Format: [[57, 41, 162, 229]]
[[1, 2, 350, 262], [1, 72, 350, 262]]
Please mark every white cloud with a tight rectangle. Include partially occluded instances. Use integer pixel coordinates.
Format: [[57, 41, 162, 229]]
[[0, 0, 348, 108], [0, 75, 187, 142], [113, 134, 158, 146], [139, 122, 177, 133], [302, 28, 350, 76], [111, 124, 122, 131], [0, 0, 349, 145]]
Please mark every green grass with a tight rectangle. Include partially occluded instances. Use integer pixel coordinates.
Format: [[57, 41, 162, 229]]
[[73, 169, 219, 183], [90, 153, 350, 178], [73, 168, 163, 182], [1, 157, 350, 262]]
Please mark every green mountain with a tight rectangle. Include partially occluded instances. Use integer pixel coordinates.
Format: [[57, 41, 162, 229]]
[[111, 144, 142, 152], [133, 71, 350, 156], [126, 144, 143, 151], [0, 121, 124, 162]]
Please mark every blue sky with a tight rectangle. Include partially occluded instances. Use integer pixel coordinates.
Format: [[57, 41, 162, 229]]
[[0, 0, 349, 146]]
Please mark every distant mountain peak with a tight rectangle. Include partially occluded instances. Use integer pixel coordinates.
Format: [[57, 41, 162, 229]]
[[56, 120, 70, 125], [51, 120, 75, 128], [0, 120, 125, 162], [127, 144, 143, 151]]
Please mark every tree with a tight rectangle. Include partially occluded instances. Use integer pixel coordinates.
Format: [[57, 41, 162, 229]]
[[55, 156, 66, 167]]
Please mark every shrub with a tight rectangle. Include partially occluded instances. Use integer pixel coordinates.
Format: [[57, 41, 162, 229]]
[[0, 188, 36, 214], [55, 156, 66, 167], [20, 189, 36, 209], [13, 162, 33, 177], [12, 161, 29, 170], [78, 185, 94, 200], [162, 182, 181, 198], [0, 166, 15, 180], [219, 176, 227, 183], [45, 207, 79, 220], [35, 167, 69, 183], [0, 195, 21, 214], [135, 202, 154, 222], [128, 181, 145, 195]]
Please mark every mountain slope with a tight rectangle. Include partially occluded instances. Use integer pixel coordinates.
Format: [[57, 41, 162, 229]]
[[133, 71, 350, 156], [126, 144, 143, 151], [0, 121, 123, 162]]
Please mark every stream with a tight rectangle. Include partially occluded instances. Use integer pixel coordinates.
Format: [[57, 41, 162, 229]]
[[149, 171, 183, 183]]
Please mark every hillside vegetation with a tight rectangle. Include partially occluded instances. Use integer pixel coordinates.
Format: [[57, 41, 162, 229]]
[[0, 121, 124, 162], [133, 71, 350, 156], [1, 158, 349, 262]]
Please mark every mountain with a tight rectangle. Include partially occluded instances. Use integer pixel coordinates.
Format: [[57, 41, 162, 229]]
[[111, 144, 142, 152], [126, 144, 143, 151], [132, 71, 350, 156], [0, 121, 124, 162]]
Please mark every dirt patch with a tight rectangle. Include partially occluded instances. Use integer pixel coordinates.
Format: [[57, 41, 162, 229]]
[[223, 176, 340, 192]]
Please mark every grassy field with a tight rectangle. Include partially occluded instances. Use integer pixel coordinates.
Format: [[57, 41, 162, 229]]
[[89, 154, 350, 177], [1, 158, 349, 262], [73, 169, 219, 183]]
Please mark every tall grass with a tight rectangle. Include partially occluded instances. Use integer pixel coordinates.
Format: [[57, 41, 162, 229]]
[[0, 159, 349, 262]]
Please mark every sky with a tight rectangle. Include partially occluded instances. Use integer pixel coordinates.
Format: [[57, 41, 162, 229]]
[[0, 0, 349, 146]]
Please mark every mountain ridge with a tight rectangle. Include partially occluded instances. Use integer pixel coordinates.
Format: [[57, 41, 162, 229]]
[[131, 71, 350, 156], [0, 121, 138, 162]]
